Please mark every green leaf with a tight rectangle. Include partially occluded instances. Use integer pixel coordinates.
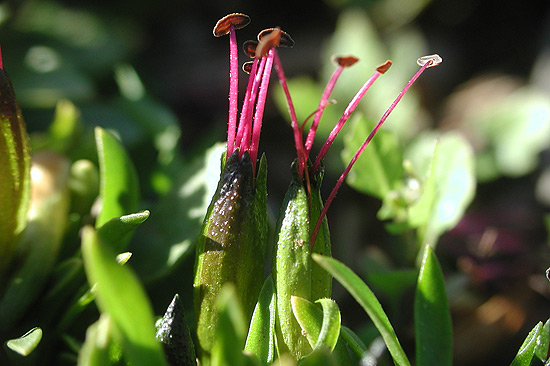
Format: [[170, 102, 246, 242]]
[[534, 318, 550, 362], [211, 284, 247, 366], [297, 348, 339, 366], [511, 321, 543, 366], [81, 226, 167, 366], [291, 296, 341, 353], [312, 254, 411, 366], [342, 116, 404, 199], [245, 275, 277, 364], [414, 246, 452, 366], [340, 326, 367, 358], [94, 126, 139, 228], [406, 132, 475, 247], [97, 210, 150, 253], [5, 327, 43, 356], [470, 87, 550, 180], [77, 316, 112, 366]]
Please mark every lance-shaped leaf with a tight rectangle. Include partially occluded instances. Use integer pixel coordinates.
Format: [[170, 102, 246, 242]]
[[414, 246, 452, 366], [511, 321, 544, 366], [5, 327, 42, 357], [211, 284, 247, 366], [312, 254, 411, 366], [245, 275, 277, 365], [0, 61, 31, 274], [193, 151, 268, 357], [77, 316, 112, 366], [95, 126, 139, 229], [81, 226, 167, 366]]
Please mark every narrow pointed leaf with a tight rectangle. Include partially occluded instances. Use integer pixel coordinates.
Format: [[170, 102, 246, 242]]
[[211, 284, 247, 366], [97, 210, 150, 252], [95, 126, 139, 228], [77, 316, 112, 366], [414, 246, 452, 366], [312, 254, 411, 366], [81, 226, 167, 366], [534, 318, 550, 362], [511, 321, 543, 366], [5, 327, 43, 356], [340, 326, 367, 358], [245, 275, 277, 364]]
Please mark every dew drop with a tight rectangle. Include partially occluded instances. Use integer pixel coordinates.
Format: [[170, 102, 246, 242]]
[[417, 54, 442, 68]]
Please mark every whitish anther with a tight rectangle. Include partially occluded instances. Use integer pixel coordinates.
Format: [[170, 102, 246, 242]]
[[213, 13, 251, 37], [416, 54, 442, 68]]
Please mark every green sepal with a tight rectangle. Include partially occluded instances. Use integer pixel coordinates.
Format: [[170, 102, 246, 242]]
[[193, 150, 268, 357], [211, 284, 247, 366], [245, 274, 277, 365]]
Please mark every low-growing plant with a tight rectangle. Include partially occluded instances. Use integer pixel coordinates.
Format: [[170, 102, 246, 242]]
[[0, 9, 549, 366]]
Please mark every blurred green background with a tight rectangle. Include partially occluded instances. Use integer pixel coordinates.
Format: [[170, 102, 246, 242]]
[[2, 0, 550, 364]]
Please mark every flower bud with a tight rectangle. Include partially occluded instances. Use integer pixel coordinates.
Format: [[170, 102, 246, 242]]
[[193, 150, 267, 358], [272, 162, 331, 359], [0, 59, 31, 279]]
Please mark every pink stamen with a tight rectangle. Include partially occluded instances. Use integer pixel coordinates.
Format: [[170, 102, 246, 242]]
[[237, 56, 266, 157], [304, 65, 344, 159], [273, 50, 306, 177], [312, 68, 384, 173], [310, 59, 434, 246], [227, 24, 239, 158], [235, 58, 260, 152], [0, 44, 3, 70], [250, 48, 275, 168]]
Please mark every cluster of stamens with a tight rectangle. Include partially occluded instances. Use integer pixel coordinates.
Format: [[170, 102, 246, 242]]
[[214, 13, 442, 246]]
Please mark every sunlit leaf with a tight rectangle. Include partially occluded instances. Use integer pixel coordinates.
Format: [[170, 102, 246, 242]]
[[414, 246, 452, 366], [95, 126, 139, 228], [245, 275, 277, 365], [81, 226, 167, 366], [312, 254, 411, 366], [342, 115, 404, 199], [510, 321, 543, 366], [5, 327, 43, 356], [406, 132, 475, 247]]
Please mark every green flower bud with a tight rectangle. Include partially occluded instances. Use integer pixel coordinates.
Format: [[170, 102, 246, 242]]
[[193, 150, 267, 358], [273, 162, 331, 359], [0, 59, 31, 279]]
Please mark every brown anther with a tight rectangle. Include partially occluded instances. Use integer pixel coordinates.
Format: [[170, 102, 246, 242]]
[[242, 61, 254, 74], [332, 55, 359, 67], [255, 27, 281, 59], [243, 40, 258, 58], [376, 60, 392, 74], [213, 13, 251, 37], [257, 28, 295, 48]]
